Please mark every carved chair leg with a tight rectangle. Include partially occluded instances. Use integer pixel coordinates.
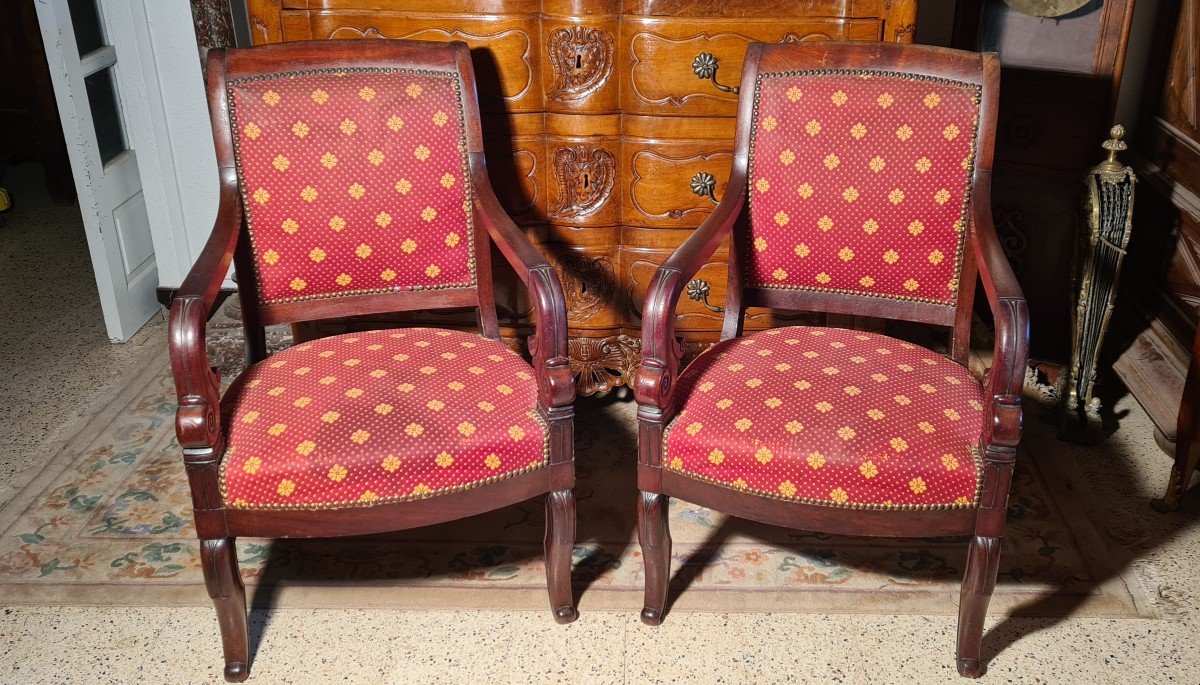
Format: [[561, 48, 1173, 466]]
[[201, 538, 249, 683], [544, 489, 579, 624], [637, 490, 672, 626], [956, 535, 1001, 678], [1154, 439, 1200, 512]]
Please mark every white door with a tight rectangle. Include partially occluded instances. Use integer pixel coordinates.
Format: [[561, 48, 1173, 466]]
[[36, 0, 161, 342]]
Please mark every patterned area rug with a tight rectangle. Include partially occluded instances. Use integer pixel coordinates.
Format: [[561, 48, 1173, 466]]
[[0, 319, 1148, 618]]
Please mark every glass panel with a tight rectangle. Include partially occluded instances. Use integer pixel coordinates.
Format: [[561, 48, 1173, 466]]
[[67, 0, 106, 57], [85, 68, 127, 164]]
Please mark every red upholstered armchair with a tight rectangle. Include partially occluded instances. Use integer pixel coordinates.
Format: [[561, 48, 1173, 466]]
[[170, 40, 575, 681], [634, 43, 1027, 677]]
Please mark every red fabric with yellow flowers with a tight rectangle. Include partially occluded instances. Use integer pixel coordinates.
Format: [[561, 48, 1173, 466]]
[[747, 70, 980, 304], [219, 328, 547, 510], [228, 68, 474, 305], [664, 327, 983, 509]]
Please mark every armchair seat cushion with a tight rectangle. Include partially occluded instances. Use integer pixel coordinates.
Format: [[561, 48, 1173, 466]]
[[219, 328, 547, 510], [664, 326, 984, 510]]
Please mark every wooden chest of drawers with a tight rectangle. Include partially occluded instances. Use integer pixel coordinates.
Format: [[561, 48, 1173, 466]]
[[244, 0, 918, 394]]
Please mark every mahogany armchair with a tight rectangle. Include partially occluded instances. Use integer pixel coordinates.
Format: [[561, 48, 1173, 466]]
[[169, 40, 576, 681], [634, 43, 1028, 677]]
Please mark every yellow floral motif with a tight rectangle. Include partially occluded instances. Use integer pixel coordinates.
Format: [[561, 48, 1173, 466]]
[[807, 451, 827, 469], [793, 243, 811, 258], [815, 401, 834, 413], [252, 188, 270, 205], [909, 477, 927, 494], [771, 268, 788, 281], [797, 183, 814, 199], [328, 464, 348, 482], [277, 479, 296, 497], [707, 449, 726, 465], [778, 480, 797, 497], [281, 218, 299, 234], [419, 365, 436, 374], [780, 420, 802, 435], [291, 120, 310, 138], [336, 273, 352, 286], [944, 123, 960, 140], [817, 216, 834, 232], [394, 179, 414, 197], [868, 156, 886, 173], [272, 155, 290, 172], [425, 264, 442, 278], [438, 173, 457, 190], [877, 92, 895, 108], [862, 219, 879, 235], [321, 411, 340, 423], [425, 399, 447, 412], [734, 418, 752, 431], [896, 124, 914, 141], [411, 484, 432, 496], [924, 92, 941, 108], [698, 381, 716, 393], [844, 386, 862, 396], [850, 123, 867, 140], [716, 399, 733, 409], [685, 422, 703, 436], [359, 86, 376, 101], [837, 426, 856, 441], [468, 366, 485, 375], [728, 363, 745, 371], [349, 429, 370, 445], [918, 421, 936, 434], [406, 83, 423, 98], [404, 423, 424, 437], [928, 250, 945, 265], [860, 461, 879, 479], [355, 243, 372, 259], [392, 238, 415, 256], [831, 90, 848, 106], [243, 123, 262, 140], [414, 145, 431, 162], [301, 186, 319, 203], [440, 233, 460, 249], [289, 278, 307, 291], [339, 119, 357, 135], [753, 237, 768, 252], [866, 408, 885, 420], [380, 455, 402, 473], [788, 86, 803, 101], [903, 278, 920, 291], [898, 364, 914, 372], [484, 454, 502, 470], [944, 408, 962, 420], [755, 178, 770, 193], [387, 115, 404, 132], [242, 457, 262, 475], [497, 384, 514, 395], [942, 454, 960, 470], [815, 272, 832, 284], [368, 149, 385, 166], [508, 425, 526, 441], [762, 116, 778, 131], [731, 478, 748, 490], [888, 188, 906, 205], [779, 149, 796, 165], [823, 153, 840, 170], [358, 491, 378, 502], [348, 183, 366, 200], [915, 157, 932, 173], [934, 188, 951, 205], [856, 275, 874, 287], [293, 396, 312, 408], [317, 152, 338, 170], [745, 378, 763, 388], [668, 457, 683, 470], [755, 447, 773, 464], [842, 186, 860, 203], [263, 249, 280, 266], [772, 211, 790, 228], [419, 206, 438, 223], [890, 437, 909, 452], [435, 451, 455, 468], [242, 411, 261, 424], [309, 88, 329, 105], [894, 394, 911, 405], [296, 440, 317, 456], [829, 487, 849, 504], [329, 216, 346, 232], [805, 119, 821, 136], [397, 383, 416, 393], [882, 249, 900, 265], [433, 110, 449, 127], [308, 247, 327, 263], [954, 219, 966, 234], [837, 247, 855, 262]]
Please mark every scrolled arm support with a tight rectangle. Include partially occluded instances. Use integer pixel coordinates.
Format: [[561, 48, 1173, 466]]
[[472, 168, 574, 408]]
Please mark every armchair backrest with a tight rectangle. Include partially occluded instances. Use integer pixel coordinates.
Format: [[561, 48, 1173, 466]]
[[207, 39, 496, 329], [728, 43, 999, 344]]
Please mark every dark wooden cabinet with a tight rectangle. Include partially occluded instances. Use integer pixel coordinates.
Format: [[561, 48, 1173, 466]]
[[242, 0, 919, 394]]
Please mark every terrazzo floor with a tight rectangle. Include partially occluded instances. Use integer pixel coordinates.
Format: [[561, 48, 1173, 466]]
[[2, 161, 1199, 684]]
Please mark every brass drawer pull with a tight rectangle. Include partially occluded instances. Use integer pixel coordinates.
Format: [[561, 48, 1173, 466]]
[[692, 52, 740, 95], [686, 278, 724, 313], [690, 171, 719, 205]]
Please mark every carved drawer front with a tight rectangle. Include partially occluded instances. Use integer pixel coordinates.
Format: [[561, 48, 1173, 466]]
[[544, 244, 622, 329], [483, 134, 545, 222], [541, 17, 620, 114], [624, 247, 731, 332], [545, 138, 621, 227], [620, 17, 882, 117], [281, 12, 543, 112], [621, 140, 733, 229]]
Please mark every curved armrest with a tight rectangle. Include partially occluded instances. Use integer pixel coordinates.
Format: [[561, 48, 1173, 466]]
[[169, 173, 242, 458], [633, 183, 746, 411], [471, 169, 573, 408], [971, 176, 1030, 449]]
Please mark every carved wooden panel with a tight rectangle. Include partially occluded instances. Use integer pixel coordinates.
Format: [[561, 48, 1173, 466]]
[[621, 141, 732, 228], [547, 141, 619, 225], [543, 19, 619, 113]]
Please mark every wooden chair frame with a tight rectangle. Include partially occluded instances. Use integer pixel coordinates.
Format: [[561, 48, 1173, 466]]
[[169, 40, 576, 682], [633, 42, 1028, 678]]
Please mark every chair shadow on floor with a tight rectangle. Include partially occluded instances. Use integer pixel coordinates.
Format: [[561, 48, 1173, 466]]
[[242, 390, 639, 666]]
